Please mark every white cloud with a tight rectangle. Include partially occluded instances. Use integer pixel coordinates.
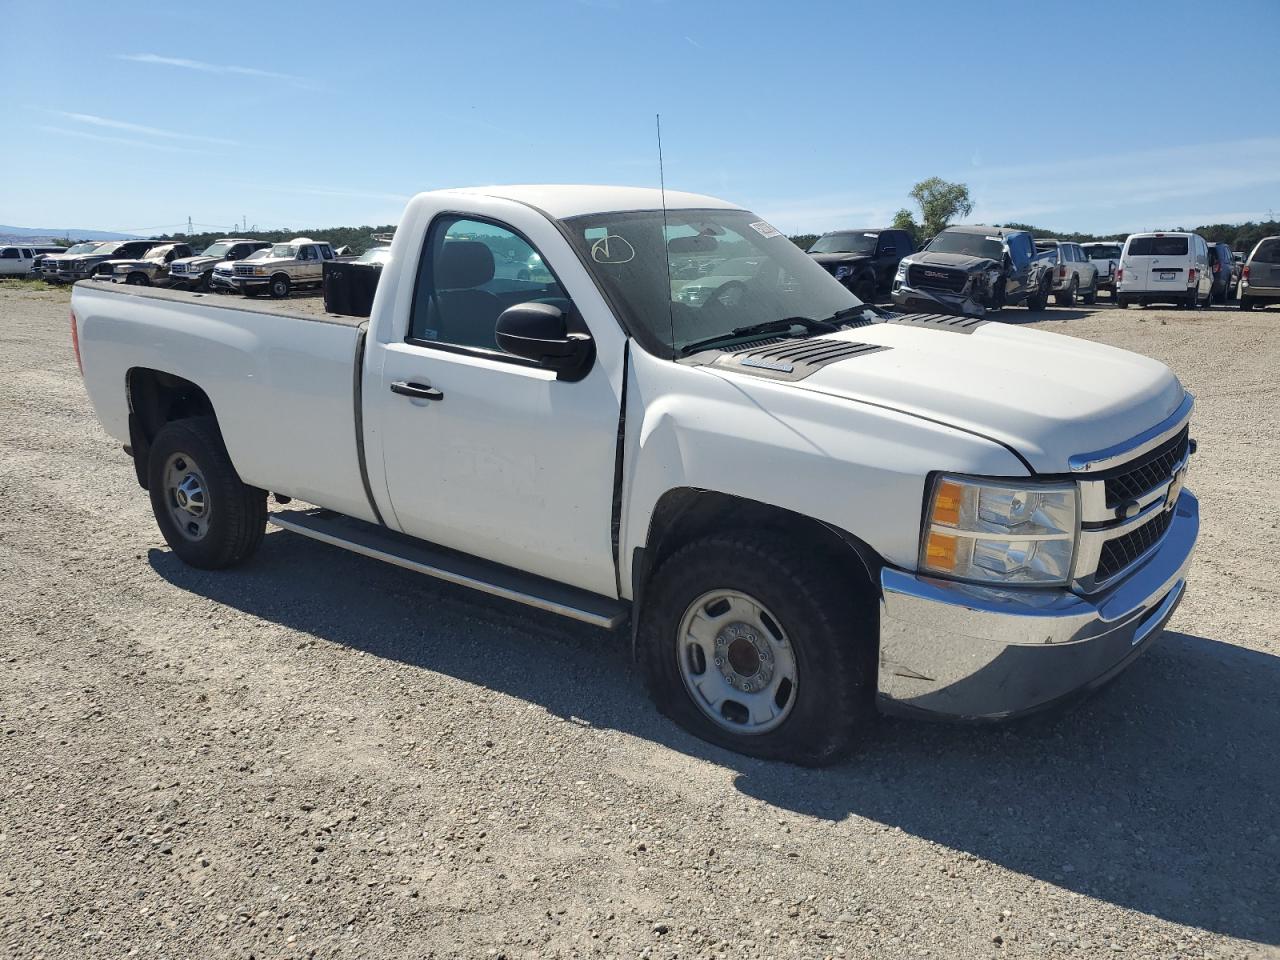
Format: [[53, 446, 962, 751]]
[[117, 53, 308, 86], [56, 111, 236, 146], [39, 126, 205, 154]]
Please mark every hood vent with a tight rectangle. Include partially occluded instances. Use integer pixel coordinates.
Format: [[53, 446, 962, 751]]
[[880, 312, 987, 334], [713, 338, 887, 382]]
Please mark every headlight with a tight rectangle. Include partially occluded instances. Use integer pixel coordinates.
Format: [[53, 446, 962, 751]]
[[834, 265, 853, 280], [895, 261, 908, 280], [254, 266, 268, 275], [920, 474, 1078, 586]]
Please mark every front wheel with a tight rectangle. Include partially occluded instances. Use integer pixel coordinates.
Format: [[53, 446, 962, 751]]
[[269, 274, 291, 299], [147, 417, 267, 569], [638, 531, 873, 766], [854, 276, 877, 304]]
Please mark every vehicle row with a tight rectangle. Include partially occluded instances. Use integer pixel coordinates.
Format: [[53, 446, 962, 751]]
[[801, 224, 1273, 314]]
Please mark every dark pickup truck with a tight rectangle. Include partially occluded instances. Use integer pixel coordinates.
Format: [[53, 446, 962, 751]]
[[891, 225, 1054, 315], [807, 228, 915, 303]]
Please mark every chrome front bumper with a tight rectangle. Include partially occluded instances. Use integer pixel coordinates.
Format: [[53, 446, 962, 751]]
[[891, 282, 986, 317], [876, 489, 1198, 719]]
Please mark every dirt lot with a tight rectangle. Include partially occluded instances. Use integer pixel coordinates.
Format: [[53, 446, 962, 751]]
[[1, 283, 1277, 960]]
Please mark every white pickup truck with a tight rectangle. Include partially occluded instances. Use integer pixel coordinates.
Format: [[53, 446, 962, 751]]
[[71, 185, 1198, 765]]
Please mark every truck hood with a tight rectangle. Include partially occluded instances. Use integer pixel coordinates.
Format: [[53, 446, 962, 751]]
[[710, 322, 1186, 472], [908, 251, 996, 271], [172, 255, 219, 270]]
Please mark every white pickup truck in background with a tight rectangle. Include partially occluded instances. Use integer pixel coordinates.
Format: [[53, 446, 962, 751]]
[[70, 185, 1198, 765]]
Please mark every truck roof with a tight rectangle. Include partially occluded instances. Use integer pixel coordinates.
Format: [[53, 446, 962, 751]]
[[941, 225, 1027, 238], [428, 185, 744, 219]]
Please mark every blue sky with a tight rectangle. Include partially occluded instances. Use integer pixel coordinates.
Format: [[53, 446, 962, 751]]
[[2, 0, 1277, 236]]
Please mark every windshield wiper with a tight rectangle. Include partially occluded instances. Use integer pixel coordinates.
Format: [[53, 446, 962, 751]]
[[679, 315, 837, 356]]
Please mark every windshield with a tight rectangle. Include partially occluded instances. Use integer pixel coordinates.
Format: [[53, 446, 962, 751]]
[[357, 247, 392, 264], [144, 246, 173, 261], [808, 232, 879, 255], [244, 249, 270, 261], [925, 231, 1004, 260], [1085, 244, 1122, 260], [65, 243, 102, 255], [93, 241, 126, 256], [269, 244, 299, 258], [562, 208, 861, 357], [201, 242, 232, 258]]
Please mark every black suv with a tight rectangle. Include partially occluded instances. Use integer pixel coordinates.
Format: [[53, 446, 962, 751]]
[[807, 228, 915, 303], [891, 225, 1055, 315]]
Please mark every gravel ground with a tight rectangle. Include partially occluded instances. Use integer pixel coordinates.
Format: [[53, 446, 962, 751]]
[[1, 283, 1277, 960]]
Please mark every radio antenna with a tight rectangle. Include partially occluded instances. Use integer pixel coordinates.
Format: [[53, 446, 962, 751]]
[[656, 113, 676, 354]]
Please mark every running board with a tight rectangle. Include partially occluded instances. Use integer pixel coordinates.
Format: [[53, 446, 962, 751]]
[[268, 509, 628, 629]]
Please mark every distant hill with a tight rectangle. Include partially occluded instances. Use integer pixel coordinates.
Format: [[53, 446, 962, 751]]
[[0, 225, 142, 243]]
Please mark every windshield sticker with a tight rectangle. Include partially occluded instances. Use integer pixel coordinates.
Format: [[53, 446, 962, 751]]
[[985, 236, 1002, 242], [591, 235, 636, 265], [749, 221, 782, 239], [863, 233, 878, 238]]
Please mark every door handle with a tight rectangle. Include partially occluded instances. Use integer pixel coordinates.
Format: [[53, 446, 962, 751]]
[[390, 380, 444, 401]]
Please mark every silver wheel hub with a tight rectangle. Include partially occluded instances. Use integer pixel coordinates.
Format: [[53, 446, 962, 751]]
[[677, 590, 798, 735], [163, 453, 210, 541]]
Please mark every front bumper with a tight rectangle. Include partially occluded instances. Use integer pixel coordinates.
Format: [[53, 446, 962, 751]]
[[876, 489, 1198, 720], [891, 282, 985, 317]]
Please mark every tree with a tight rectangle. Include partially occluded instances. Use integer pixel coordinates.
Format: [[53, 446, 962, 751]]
[[907, 177, 973, 239], [891, 208, 918, 241], [788, 233, 819, 251]]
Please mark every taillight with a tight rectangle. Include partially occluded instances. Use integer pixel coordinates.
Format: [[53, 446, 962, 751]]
[[1187, 268, 1197, 285], [70, 308, 83, 375], [1058, 264, 1066, 279], [1116, 266, 1124, 282], [1243, 264, 1250, 280]]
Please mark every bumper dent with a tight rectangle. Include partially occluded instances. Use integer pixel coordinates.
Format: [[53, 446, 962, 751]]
[[876, 490, 1198, 720]]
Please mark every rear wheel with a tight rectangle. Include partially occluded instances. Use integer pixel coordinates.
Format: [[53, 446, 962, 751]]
[[147, 417, 267, 569], [126, 272, 149, 286], [1055, 277, 1078, 307], [638, 530, 873, 766], [1240, 296, 1255, 311], [1082, 277, 1098, 305], [1026, 275, 1051, 311]]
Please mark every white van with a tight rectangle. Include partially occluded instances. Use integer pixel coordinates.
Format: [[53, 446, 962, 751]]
[[1116, 232, 1212, 308], [0, 244, 66, 277]]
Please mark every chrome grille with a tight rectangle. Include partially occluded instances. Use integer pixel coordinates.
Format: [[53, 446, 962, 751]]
[[908, 263, 968, 293], [234, 264, 255, 277], [1102, 426, 1189, 507], [1095, 508, 1174, 582]]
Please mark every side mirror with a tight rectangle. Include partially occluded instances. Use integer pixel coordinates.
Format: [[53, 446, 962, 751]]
[[495, 302, 594, 380]]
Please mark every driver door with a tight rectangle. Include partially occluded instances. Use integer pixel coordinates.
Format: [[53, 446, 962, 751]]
[[372, 214, 621, 597]]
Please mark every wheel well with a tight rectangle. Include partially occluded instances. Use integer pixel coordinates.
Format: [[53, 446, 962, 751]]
[[125, 368, 216, 488], [634, 488, 882, 625]]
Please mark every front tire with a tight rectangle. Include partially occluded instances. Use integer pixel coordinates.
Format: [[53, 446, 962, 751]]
[[269, 274, 291, 299], [147, 417, 267, 569], [638, 531, 873, 766]]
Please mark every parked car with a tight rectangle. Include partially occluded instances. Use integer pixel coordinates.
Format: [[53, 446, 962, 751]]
[[0, 244, 65, 277], [169, 239, 272, 291], [1080, 241, 1124, 299], [231, 237, 336, 298], [70, 184, 1198, 764], [210, 248, 271, 292], [1238, 235, 1280, 311], [1115, 232, 1212, 309], [1205, 242, 1234, 304], [1231, 251, 1245, 283], [41, 241, 106, 281], [321, 245, 392, 317], [1035, 240, 1100, 306], [806, 228, 916, 303], [107, 243, 195, 286], [891, 225, 1055, 314], [52, 239, 162, 283]]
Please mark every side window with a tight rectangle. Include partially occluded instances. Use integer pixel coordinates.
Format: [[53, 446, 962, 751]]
[[409, 216, 568, 354], [318, 245, 334, 260], [299, 246, 316, 261], [1254, 239, 1280, 264], [0, 249, 17, 260], [876, 233, 897, 255]]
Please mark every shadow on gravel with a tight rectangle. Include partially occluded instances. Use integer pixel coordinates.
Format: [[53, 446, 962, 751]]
[[151, 535, 1278, 946], [996, 307, 1108, 324]]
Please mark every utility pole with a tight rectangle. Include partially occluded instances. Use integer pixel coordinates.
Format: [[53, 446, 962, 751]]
[[186, 216, 193, 236]]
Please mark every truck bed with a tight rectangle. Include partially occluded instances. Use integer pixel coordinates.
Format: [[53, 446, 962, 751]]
[[73, 280, 377, 523]]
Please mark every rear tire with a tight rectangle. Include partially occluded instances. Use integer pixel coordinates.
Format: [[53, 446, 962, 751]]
[[1026, 275, 1051, 311], [147, 417, 267, 569], [638, 530, 873, 766], [1055, 277, 1078, 307], [1083, 277, 1098, 305], [126, 272, 149, 286], [1240, 296, 1255, 311]]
